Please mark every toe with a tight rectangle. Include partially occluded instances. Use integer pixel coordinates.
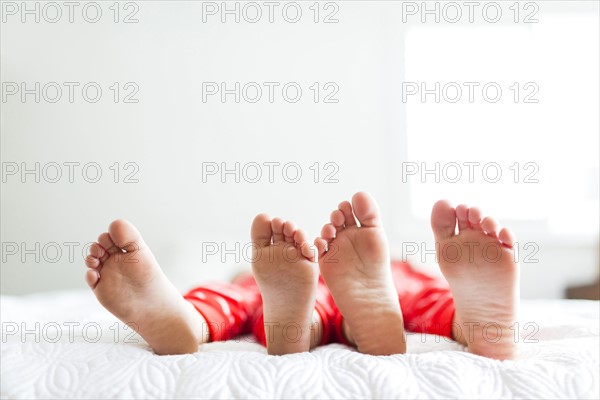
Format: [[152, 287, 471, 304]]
[[300, 241, 316, 261], [338, 201, 357, 227], [351, 191, 382, 228], [456, 204, 470, 231], [108, 219, 145, 252], [481, 217, 499, 238], [321, 223, 336, 241], [98, 232, 118, 254], [498, 227, 516, 248], [283, 221, 297, 243], [330, 210, 345, 230], [314, 238, 328, 258], [88, 242, 106, 261], [468, 207, 483, 229], [271, 217, 285, 243], [294, 229, 308, 246], [85, 269, 100, 289], [85, 254, 101, 269], [431, 200, 457, 241], [251, 213, 273, 247]]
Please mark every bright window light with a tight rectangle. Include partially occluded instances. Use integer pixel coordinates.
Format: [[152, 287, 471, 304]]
[[405, 16, 599, 235]]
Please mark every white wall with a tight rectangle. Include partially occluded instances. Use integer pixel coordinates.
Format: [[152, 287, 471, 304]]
[[1, 1, 598, 298]]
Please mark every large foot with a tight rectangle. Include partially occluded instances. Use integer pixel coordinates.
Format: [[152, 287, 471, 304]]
[[251, 214, 320, 355], [431, 201, 519, 360], [316, 192, 406, 355], [84, 220, 206, 355]]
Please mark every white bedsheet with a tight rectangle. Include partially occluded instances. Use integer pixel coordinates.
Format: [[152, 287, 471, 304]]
[[1, 290, 598, 399]]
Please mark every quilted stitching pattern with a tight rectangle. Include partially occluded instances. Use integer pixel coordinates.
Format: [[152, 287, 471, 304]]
[[1, 291, 598, 399]]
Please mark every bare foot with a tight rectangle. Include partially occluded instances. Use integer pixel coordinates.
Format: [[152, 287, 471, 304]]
[[84, 220, 207, 355], [316, 192, 406, 355], [431, 201, 519, 360], [251, 214, 320, 355]]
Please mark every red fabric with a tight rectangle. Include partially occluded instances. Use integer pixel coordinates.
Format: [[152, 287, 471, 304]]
[[183, 261, 455, 345], [183, 281, 261, 342], [391, 261, 455, 338]]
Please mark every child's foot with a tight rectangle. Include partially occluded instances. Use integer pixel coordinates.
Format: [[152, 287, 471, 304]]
[[316, 192, 406, 355], [431, 201, 519, 360], [251, 214, 320, 355], [84, 220, 207, 355]]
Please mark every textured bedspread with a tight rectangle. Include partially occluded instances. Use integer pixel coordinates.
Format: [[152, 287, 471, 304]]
[[1, 290, 598, 399]]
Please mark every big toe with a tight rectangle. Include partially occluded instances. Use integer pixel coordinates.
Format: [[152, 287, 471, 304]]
[[108, 219, 144, 252], [251, 213, 273, 247], [351, 191, 382, 227], [431, 200, 457, 241]]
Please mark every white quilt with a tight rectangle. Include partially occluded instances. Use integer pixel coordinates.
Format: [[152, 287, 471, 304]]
[[1, 290, 598, 399]]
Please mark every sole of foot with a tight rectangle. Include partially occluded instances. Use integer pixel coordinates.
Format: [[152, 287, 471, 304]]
[[85, 219, 206, 355], [431, 200, 519, 360], [316, 192, 406, 355], [251, 214, 320, 355]]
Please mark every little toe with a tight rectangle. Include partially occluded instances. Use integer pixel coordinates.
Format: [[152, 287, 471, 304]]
[[300, 241, 316, 261], [456, 204, 470, 231], [338, 201, 357, 227], [467, 207, 483, 229], [321, 224, 336, 241], [498, 227, 516, 248], [481, 217, 499, 238], [314, 238, 328, 258], [85, 269, 100, 289], [251, 213, 273, 247], [283, 221, 297, 243], [271, 217, 285, 243], [431, 200, 457, 242], [351, 191, 382, 228]]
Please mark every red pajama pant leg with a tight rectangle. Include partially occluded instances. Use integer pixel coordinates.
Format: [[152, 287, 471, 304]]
[[317, 262, 455, 344], [251, 262, 455, 346], [391, 261, 456, 339], [183, 262, 455, 345], [183, 276, 262, 342]]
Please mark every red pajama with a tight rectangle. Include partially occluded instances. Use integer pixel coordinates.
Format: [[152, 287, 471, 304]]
[[183, 261, 456, 345]]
